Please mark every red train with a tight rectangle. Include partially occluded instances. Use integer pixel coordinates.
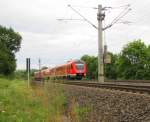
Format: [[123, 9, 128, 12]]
[[34, 60, 86, 80]]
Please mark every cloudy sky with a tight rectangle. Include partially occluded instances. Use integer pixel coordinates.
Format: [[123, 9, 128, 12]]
[[0, 0, 150, 69]]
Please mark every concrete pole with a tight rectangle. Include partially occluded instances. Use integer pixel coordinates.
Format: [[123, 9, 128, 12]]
[[97, 5, 104, 82], [39, 58, 41, 79], [39, 58, 41, 71], [26, 58, 30, 87], [27, 65, 30, 87]]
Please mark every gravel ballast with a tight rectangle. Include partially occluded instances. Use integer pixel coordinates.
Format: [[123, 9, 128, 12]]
[[62, 84, 150, 122]]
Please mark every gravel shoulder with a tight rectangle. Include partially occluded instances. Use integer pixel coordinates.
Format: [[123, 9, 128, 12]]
[[62, 84, 150, 122]]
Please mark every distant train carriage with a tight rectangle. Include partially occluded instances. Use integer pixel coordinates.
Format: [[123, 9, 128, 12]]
[[34, 68, 50, 80], [34, 59, 86, 80]]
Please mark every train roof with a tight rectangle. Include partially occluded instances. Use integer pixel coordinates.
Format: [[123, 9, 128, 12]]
[[49, 59, 84, 69], [67, 59, 84, 64], [34, 59, 84, 74], [34, 68, 50, 74]]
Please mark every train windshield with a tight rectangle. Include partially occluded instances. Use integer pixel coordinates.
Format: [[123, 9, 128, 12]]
[[75, 64, 84, 70]]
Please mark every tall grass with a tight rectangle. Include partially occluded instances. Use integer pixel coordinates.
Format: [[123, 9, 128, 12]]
[[0, 78, 90, 122], [0, 78, 69, 122], [67, 97, 91, 122], [31, 82, 67, 122], [0, 78, 47, 122]]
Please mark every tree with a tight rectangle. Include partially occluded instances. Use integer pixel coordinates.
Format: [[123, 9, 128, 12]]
[[81, 54, 118, 80], [117, 40, 150, 79], [0, 26, 22, 53], [81, 55, 98, 79], [0, 25, 22, 75], [81, 40, 150, 80], [41, 66, 48, 70]]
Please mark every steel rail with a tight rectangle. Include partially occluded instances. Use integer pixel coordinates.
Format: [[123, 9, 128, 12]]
[[58, 81, 150, 94], [106, 80, 150, 83]]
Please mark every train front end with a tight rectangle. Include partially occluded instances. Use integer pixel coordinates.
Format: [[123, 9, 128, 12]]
[[71, 60, 86, 80]]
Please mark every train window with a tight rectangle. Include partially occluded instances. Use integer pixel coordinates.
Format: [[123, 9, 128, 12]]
[[75, 60, 84, 64], [75, 64, 84, 70]]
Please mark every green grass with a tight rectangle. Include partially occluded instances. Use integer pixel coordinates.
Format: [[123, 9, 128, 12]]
[[0, 78, 90, 122], [0, 78, 48, 122], [0, 78, 70, 122]]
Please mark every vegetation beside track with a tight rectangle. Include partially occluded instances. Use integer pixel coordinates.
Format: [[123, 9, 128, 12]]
[[0, 78, 88, 122], [81, 40, 150, 80], [0, 78, 48, 122]]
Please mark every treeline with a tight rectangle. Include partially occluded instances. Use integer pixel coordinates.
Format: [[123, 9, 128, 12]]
[[81, 40, 150, 80], [0, 25, 22, 76]]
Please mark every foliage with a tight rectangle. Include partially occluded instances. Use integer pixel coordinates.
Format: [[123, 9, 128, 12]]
[[81, 40, 150, 80], [14, 69, 38, 80], [43, 82, 67, 121], [117, 40, 150, 79], [0, 25, 22, 75], [0, 25, 22, 53], [14, 70, 27, 80], [81, 55, 98, 79], [0, 78, 47, 122], [0, 77, 90, 122], [73, 103, 90, 122], [0, 47, 16, 75], [41, 66, 48, 70], [81, 53, 118, 80]]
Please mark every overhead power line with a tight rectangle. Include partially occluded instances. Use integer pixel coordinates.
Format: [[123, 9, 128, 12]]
[[57, 4, 131, 31], [57, 18, 85, 21], [103, 5, 131, 30], [111, 4, 130, 9], [67, 5, 98, 29], [67, 5, 97, 9]]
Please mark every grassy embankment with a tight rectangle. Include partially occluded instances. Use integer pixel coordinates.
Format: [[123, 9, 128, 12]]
[[0, 78, 90, 122]]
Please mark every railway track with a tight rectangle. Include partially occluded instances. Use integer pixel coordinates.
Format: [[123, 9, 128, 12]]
[[32, 79, 150, 94], [106, 80, 150, 83], [56, 80, 150, 94]]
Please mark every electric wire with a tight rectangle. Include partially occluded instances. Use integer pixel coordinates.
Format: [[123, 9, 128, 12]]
[[67, 5, 97, 9], [111, 4, 130, 9], [68, 4, 98, 29], [103, 6, 131, 30], [111, 7, 131, 25]]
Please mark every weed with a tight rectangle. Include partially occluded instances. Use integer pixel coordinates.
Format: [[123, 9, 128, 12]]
[[67, 97, 91, 122]]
